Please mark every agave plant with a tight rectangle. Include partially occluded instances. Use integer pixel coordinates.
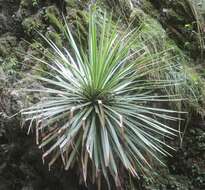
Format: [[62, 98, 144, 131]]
[[21, 10, 183, 189]]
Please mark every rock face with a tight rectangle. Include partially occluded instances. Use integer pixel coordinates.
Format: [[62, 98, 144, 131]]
[[0, 0, 23, 37], [0, 0, 205, 190]]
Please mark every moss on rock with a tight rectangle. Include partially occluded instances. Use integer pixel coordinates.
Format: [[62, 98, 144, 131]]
[[45, 30, 63, 48], [138, 0, 159, 18], [22, 15, 45, 37], [20, 0, 33, 8], [0, 35, 17, 57]]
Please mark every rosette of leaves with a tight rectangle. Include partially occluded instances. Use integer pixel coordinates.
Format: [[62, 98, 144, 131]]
[[21, 10, 183, 189]]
